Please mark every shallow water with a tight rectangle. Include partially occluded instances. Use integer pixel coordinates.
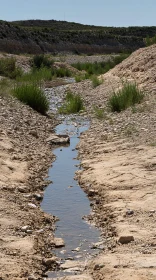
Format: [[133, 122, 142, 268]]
[[41, 120, 100, 277]]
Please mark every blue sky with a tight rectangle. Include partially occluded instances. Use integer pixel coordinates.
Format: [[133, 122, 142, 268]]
[[0, 0, 156, 27]]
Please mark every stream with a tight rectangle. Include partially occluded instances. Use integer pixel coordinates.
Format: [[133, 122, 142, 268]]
[[41, 83, 101, 278]]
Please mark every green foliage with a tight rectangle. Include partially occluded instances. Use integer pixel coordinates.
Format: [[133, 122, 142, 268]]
[[145, 35, 156, 46], [32, 54, 53, 69], [93, 106, 106, 119], [0, 57, 22, 79], [59, 91, 84, 114], [91, 75, 103, 88], [109, 83, 144, 112], [13, 84, 49, 115], [72, 54, 129, 76], [51, 67, 72, 77], [17, 67, 53, 83], [75, 73, 90, 82]]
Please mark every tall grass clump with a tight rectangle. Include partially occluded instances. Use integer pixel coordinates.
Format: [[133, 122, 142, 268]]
[[13, 84, 49, 115], [0, 57, 22, 79], [91, 75, 103, 88], [109, 83, 144, 112], [32, 54, 53, 69], [59, 91, 84, 114], [51, 67, 72, 77], [17, 67, 53, 83]]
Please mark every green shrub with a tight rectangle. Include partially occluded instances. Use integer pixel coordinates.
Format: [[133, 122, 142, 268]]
[[72, 54, 129, 77], [0, 58, 22, 79], [32, 54, 53, 69], [51, 67, 72, 77], [17, 67, 53, 83], [109, 83, 144, 112], [13, 84, 49, 115], [91, 75, 103, 88], [59, 91, 84, 114], [75, 73, 90, 82], [145, 35, 156, 46]]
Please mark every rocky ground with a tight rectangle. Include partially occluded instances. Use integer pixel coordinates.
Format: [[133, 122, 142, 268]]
[[62, 45, 156, 280], [0, 45, 156, 280], [0, 94, 62, 280]]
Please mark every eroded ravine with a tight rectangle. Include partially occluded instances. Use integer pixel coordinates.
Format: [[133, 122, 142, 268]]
[[42, 84, 101, 278]]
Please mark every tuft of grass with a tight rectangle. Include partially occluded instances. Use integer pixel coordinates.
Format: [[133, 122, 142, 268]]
[[75, 73, 90, 82], [91, 75, 103, 88], [32, 54, 53, 69], [16, 67, 53, 83], [109, 83, 144, 112], [51, 67, 72, 77], [13, 84, 49, 115], [59, 91, 84, 114], [93, 106, 106, 119], [0, 57, 23, 79]]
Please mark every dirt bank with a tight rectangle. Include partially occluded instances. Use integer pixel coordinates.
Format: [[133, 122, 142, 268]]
[[0, 94, 59, 280], [71, 45, 156, 280]]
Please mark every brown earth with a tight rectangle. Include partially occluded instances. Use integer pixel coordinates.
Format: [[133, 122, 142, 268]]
[[65, 45, 156, 280], [0, 95, 60, 280]]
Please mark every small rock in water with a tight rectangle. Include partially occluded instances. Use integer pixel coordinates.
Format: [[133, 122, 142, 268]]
[[54, 237, 65, 248], [72, 247, 80, 252], [34, 193, 43, 201]]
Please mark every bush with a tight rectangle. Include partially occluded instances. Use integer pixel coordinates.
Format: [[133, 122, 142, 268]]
[[91, 75, 103, 88], [32, 54, 53, 69], [51, 67, 72, 77], [109, 83, 144, 112], [17, 67, 53, 83], [72, 54, 130, 77], [145, 35, 156, 46], [0, 57, 22, 79], [59, 91, 84, 114], [13, 84, 49, 115]]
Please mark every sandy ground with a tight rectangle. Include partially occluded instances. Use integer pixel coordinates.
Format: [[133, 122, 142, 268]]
[[68, 45, 156, 280], [0, 95, 60, 279]]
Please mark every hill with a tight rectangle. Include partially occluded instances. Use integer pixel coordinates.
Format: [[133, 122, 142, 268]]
[[0, 19, 156, 54]]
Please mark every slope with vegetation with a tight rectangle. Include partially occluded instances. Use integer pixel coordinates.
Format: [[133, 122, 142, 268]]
[[0, 19, 156, 54]]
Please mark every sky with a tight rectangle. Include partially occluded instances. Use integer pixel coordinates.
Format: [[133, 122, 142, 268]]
[[0, 0, 155, 27]]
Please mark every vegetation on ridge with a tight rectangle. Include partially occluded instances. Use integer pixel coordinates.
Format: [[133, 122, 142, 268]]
[[109, 83, 144, 112]]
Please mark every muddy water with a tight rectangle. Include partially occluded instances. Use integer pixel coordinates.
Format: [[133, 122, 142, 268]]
[[41, 119, 101, 277]]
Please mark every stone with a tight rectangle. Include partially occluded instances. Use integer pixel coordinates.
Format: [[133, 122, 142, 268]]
[[118, 235, 134, 244], [34, 193, 43, 201], [60, 260, 84, 270], [28, 203, 37, 208], [126, 209, 134, 215], [21, 225, 31, 232], [88, 189, 98, 197], [42, 257, 59, 267], [54, 237, 65, 248], [46, 134, 70, 145]]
